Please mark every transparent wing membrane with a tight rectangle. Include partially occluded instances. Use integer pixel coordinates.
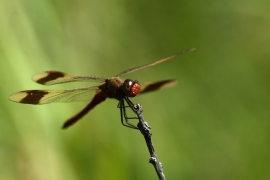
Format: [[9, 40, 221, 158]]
[[116, 48, 195, 77], [9, 86, 100, 104], [32, 71, 106, 86]]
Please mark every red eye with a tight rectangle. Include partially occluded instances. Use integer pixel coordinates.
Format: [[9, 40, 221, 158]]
[[122, 79, 141, 97]]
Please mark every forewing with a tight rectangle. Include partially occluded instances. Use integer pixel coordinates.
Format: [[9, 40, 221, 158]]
[[32, 71, 106, 85], [139, 80, 178, 95], [9, 86, 100, 105], [116, 48, 195, 77]]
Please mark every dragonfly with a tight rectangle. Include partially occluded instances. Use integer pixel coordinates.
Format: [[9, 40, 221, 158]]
[[9, 48, 195, 129]]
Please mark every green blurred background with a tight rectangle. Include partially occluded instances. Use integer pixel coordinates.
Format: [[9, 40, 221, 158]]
[[1, 0, 269, 179]]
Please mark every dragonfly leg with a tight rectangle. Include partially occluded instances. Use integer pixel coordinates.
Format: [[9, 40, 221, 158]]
[[118, 98, 138, 129]]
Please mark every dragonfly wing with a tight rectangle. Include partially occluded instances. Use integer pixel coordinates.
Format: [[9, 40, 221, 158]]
[[9, 86, 100, 105], [139, 80, 178, 95], [115, 48, 195, 77], [32, 71, 106, 85]]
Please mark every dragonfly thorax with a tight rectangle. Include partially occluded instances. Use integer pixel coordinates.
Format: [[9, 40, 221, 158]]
[[99, 77, 124, 100]]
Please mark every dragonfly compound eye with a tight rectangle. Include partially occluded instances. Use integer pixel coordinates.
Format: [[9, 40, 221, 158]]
[[123, 79, 141, 97]]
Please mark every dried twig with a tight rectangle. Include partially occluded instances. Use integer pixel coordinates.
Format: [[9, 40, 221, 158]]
[[123, 97, 166, 180]]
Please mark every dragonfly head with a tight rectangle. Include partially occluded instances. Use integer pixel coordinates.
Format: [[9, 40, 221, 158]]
[[122, 79, 141, 97]]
